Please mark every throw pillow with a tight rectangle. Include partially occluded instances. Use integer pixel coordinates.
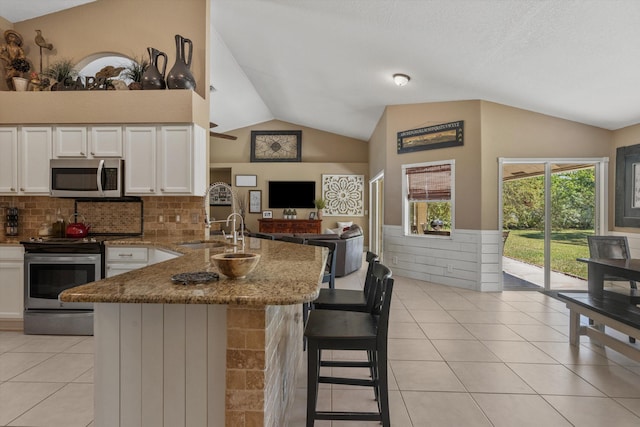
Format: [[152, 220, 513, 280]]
[[336, 221, 353, 229], [340, 224, 363, 239]]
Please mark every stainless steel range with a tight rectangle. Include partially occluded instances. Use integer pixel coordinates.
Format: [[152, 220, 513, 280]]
[[21, 236, 109, 335]]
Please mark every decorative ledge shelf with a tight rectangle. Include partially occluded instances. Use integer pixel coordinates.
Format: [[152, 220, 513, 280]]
[[0, 90, 208, 126]]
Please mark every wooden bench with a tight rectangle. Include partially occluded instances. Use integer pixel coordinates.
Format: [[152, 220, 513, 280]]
[[557, 291, 640, 362]]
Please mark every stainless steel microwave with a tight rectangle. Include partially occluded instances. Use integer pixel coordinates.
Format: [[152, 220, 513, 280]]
[[50, 158, 123, 198]]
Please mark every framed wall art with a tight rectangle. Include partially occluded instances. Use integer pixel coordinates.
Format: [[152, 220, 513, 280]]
[[322, 174, 365, 216], [615, 144, 640, 227], [250, 130, 302, 162], [235, 174, 257, 187], [397, 120, 464, 154], [249, 190, 262, 213], [262, 210, 273, 219]]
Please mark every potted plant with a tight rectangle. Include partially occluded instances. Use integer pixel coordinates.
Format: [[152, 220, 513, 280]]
[[123, 57, 149, 90], [10, 57, 30, 91], [314, 198, 326, 219], [43, 58, 77, 90]]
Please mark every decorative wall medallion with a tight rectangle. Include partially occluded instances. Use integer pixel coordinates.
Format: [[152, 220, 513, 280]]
[[322, 175, 364, 216], [250, 130, 302, 162]]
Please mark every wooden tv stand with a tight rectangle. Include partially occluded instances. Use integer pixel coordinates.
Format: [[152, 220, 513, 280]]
[[258, 219, 322, 234]]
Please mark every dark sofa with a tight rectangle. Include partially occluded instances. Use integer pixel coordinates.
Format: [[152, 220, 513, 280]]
[[258, 225, 364, 277]]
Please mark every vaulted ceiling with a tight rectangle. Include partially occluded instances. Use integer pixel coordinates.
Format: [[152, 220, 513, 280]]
[[210, 0, 640, 140], [4, 1, 640, 142]]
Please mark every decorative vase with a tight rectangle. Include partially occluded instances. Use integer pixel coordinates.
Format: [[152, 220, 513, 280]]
[[141, 47, 167, 90], [12, 76, 28, 91], [317, 210, 323, 220], [167, 34, 196, 90]]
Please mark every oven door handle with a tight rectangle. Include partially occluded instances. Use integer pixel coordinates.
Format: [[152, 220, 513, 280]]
[[96, 159, 105, 194], [27, 256, 99, 263]]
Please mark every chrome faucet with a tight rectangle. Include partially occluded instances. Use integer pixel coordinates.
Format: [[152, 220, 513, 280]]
[[226, 212, 245, 248], [203, 182, 237, 228]]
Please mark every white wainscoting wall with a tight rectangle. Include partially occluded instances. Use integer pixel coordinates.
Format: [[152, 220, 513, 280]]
[[383, 225, 504, 292]]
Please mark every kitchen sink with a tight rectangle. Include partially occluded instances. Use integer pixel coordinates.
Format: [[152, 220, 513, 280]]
[[177, 241, 227, 249]]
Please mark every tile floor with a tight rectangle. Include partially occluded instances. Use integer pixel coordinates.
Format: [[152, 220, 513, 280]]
[[2, 265, 640, 426]]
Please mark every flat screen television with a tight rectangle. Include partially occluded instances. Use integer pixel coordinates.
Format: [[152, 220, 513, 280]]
[[268, 181, 316, 209]]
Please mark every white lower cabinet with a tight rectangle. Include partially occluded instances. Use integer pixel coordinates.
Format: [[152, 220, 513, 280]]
[[106, 246, 149, 278], [0, 246, 24, 319], [106, 246, 179, 278]]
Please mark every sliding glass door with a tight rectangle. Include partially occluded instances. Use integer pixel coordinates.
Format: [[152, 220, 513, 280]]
[[500, 158, 606, 290]]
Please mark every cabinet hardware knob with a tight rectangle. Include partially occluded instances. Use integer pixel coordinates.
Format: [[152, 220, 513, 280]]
[[20, 188, 24, 191], [90, 152, 95, 155], [10, 187, 15, 191], [150, 188, 155, 192], [161, 188, 165, 191], [80, 152, 85, 156]]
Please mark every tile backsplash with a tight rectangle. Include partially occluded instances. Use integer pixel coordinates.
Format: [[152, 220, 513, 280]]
[[0, 196, 205, 239]]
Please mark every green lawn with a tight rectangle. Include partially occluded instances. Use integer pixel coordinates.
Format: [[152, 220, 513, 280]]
[[503, 229, 593, 279]]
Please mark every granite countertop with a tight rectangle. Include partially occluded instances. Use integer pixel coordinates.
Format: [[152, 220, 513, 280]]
[[59, 236, 325, 306], [0, 235, 28, 245]]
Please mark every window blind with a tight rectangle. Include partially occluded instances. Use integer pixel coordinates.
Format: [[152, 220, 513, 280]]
[[406, 164, 451, 201]]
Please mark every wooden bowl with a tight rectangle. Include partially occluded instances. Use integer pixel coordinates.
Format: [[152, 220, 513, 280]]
[[211, 252, 260, 279]]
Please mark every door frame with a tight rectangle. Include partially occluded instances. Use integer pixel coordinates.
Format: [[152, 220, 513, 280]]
[[498, 157, 608, 290], [369, 170, 384, 261]]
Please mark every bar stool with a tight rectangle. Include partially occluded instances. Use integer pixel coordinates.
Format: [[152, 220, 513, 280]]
[[306, 239, 337, 289], [304, 263, 393, 426], [312, 251, 379, 312]]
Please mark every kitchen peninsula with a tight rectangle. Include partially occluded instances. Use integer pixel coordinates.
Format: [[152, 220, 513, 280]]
[[60, 236, 325, 427]]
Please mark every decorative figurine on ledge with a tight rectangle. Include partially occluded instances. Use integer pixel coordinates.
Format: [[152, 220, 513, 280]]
[[0, 29, 27, 90], [34, 29, 54, 74]]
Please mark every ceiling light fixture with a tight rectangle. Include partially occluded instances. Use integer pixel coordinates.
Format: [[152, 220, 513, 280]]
[[393, 73, 410, 87]]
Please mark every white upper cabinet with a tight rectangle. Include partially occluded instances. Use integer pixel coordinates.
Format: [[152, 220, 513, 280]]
[[90, 126, 123, 157], [124, 124, 206, 196], [54, 126, 122, 158], [0, 127, 51, 195], [159, 126, 193, 194], [54, 127, 87, 157], [124, 126, 157, 194], [19, 127, 51, 194], [0, 128, 18, 194], [0, 122, 204, 197]]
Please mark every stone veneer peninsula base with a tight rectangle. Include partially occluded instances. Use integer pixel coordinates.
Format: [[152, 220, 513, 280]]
[[60, 237, 324, 427]]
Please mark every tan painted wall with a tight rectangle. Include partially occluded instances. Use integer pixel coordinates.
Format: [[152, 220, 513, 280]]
[[210, 119, 368, 164], [611, 123, 640, 233], [383, 100, 482, 228], [480, 101, 612, 229], [210, 120, 369, 239], [368, 107, 387, 180], [376, 100, 614, 230], [9, 0, 209, 100]]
